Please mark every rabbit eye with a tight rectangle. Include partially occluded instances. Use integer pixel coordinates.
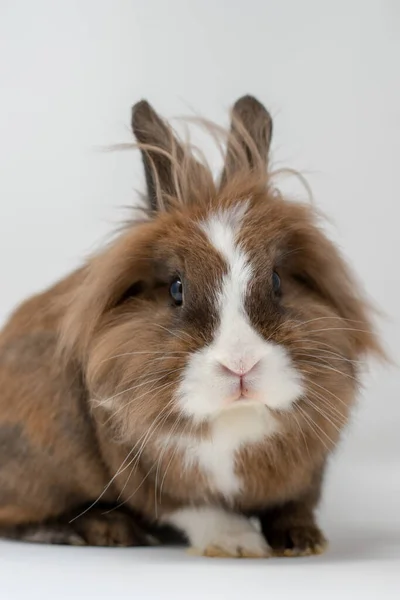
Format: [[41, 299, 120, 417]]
[[170, 278, 183, 306], [272, 271, 281, 293]]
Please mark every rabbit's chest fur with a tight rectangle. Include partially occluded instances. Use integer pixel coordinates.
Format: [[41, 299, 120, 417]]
[[155, 404, 283, 503]]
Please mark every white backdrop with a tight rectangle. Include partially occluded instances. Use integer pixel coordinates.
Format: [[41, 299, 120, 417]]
[[0, 1, 399, 598]]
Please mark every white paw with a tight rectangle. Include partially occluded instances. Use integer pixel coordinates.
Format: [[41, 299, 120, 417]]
[[196, 527, 270, 558], [164, 507, 271, 559]]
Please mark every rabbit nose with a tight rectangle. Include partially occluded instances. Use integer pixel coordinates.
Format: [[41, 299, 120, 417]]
[[218, 359, 260, 378]]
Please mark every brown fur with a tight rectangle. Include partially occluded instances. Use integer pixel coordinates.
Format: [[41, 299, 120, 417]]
[[0, 96, 382, 551]]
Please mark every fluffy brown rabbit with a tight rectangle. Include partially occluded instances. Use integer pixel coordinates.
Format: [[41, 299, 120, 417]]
[[0, 96, 382, 557]]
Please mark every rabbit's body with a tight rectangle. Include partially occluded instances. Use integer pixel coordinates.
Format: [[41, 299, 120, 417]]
[[0, 273, 110, 520], [0, 267, 322, 548], [0, 96, 381, 557]]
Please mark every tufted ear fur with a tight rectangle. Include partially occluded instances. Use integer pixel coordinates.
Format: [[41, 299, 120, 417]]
[[220, 95, 273, 189], [131, 100, 213, 212], [286, 221, 383, 358], [58, 224, 157, 364]]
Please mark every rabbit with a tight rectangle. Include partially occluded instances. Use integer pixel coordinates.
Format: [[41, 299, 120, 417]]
[[0, 95, 383, 558]]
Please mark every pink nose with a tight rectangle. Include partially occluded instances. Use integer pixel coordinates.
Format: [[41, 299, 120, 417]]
[[219, 361, 259, 378]]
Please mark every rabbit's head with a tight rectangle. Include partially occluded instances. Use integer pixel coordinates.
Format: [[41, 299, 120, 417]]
[[60, 96, 381, 459]]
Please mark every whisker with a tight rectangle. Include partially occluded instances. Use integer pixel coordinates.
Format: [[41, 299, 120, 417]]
[[152, 323, 197, 344], [305, 378, 350, 408], [266, 318, 302, 339], [92, 374, 171, 406], [289, 339, 350, 354], [98, 378, 171, 418], [106, 379, 179, 425], [305, 388, 347, 422], [293, 347, 362, 365], [288, 316, 366, 330], [101, 398, 181, 514], [108, 464, 156, 513], [69, 440, 141, 523], [295, 405, 332, 452], [94, 364, 184, 413], [98, 350, 190, 364], [106, 412, 185, 514], [115, 402, 178, 504], [70, 382, 184, 521], [155, 412, 186, 514], [304, 327, 373, 335], [302, 397, 343, 433], [297, 359, 358, 382], [294, 353, 346, 368], [267, 315, 365, 340], [159, 416, 193, 502], [291, 411, 310, 458]]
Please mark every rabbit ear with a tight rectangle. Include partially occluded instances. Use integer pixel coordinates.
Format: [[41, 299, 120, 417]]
[[220, 95, 273, 188], [131, 100, 211, 211]]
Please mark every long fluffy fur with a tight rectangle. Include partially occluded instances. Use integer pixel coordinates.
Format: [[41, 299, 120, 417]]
[[0, 95, 384, 551]]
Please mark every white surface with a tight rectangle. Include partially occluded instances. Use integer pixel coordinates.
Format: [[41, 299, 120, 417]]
[[1, 463, 400, 600], [0, 0, 399, 598]]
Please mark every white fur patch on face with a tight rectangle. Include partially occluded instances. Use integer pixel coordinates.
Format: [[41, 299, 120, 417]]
[[172, 203, 303, 499], [175, 203, 303, 421]]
